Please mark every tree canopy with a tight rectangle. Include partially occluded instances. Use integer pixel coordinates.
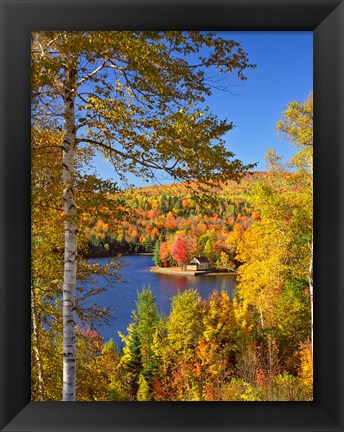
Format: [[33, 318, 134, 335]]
[[32, 31, 256, 186]]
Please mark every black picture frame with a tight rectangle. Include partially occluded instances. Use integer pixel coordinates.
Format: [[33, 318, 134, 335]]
[[1, 1, 343, 431]]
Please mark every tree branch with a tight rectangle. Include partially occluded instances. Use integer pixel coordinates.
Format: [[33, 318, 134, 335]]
[[76, 58, 111, 88], [76, 137, 178, 174]]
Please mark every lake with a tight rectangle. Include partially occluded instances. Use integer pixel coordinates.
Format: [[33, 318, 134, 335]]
[[81, 255, 237, 347]]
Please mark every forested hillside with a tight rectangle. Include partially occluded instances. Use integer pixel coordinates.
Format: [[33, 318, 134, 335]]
[[85, 173, 265, 267]]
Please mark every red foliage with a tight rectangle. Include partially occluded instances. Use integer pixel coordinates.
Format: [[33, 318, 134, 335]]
[[82, 326, 104, 353], [170, 236, 189, 266], [152, 378, 170, 401], [255, 368, 267, 387], [205, 385, 215, 401]]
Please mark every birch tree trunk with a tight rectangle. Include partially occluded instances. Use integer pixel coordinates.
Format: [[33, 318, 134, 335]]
[[257, 290, 264, 329], [31, 284, 44, 400], [62, 66, 78, 401]]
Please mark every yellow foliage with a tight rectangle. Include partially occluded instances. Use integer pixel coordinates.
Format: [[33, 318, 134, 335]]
[[299, 341, 313, 386]]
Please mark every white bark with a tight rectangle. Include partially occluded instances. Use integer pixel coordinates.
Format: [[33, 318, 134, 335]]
[[31, 284, 44, 400], [257, 290, 264, 329], [62, 66, 78, 401]]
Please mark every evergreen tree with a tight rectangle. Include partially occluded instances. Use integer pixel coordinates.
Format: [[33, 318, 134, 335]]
[[153, 240, 162, 266], [160, 194, 168, 215], [143, 236, 153, 253], [120, 287, 161, 400]]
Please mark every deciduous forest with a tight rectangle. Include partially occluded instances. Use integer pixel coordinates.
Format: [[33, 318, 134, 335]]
[[31, 31, 313, 401]]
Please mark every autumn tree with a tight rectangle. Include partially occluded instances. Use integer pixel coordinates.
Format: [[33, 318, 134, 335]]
[[159, 241, 173, 267], [31, 127, 64, 400], [32, 31, 255, 400], [192, 290, 239, 400], [236, 187, 290, 331], [276, 92, 313, 354], [167, 289, 203, 358], [76, 329, 121, 401], [170, 236, 189, 269], [200, 230, 218, 263], [236, 178, 311, 346], [216, 251, 236, 272], [233, 93, 313, 390]]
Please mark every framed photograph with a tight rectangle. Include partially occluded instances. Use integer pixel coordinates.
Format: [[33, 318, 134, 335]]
[[1, 0, 343, 431]]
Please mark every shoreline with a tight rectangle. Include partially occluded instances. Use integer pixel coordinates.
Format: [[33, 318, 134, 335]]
[[150, 266, 237, 277], [84, 252, 154, 259], [132, 252, 154, 256]]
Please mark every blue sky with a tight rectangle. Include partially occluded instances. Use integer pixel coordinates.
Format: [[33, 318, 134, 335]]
[[92, 31, 313, 187]]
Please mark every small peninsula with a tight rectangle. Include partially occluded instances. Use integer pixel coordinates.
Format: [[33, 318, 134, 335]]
[[150, 266, 237, 277]]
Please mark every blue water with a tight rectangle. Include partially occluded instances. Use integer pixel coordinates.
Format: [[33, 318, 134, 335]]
[[80, 255, 237, 347]]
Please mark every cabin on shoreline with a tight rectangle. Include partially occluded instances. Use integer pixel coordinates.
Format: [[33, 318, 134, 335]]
[[186, 256, 211, 271]]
